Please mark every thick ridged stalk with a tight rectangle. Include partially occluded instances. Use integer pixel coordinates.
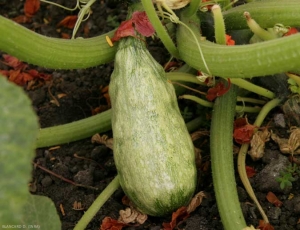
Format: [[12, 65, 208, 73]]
[[223, 0, 300, 30], [35, 110, 112, 148], [177, 12, 300, 78], [0, 16, 116, 69], [210, 82, 247, 230]]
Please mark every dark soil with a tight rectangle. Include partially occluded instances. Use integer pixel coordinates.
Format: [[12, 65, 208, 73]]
[[1, 1, 300, 230]]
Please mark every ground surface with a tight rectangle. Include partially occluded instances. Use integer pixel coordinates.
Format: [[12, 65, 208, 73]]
[[1, 1, 300, 230]]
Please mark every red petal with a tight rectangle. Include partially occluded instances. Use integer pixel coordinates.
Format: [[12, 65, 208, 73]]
[[246, 166, 256, 178], [57, 15, 78, 29], [0, 70, 9, 77], [162, 207, 189, 230], [257, 220, 275, 230], [2, 54, 27, 70], [206, 79, 231, 101], [100, 217, 128, 230], [132, 11, 155, 37], [111, 19, 135, 42], [226, 34, 235, 46], [266, 192, 283, 207], [284, 27, 298, 36], [24, 0, 40, 17], [233, 125, 255, 144]]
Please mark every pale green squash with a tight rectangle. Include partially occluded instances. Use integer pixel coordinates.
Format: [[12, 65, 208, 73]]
[[109, 37, 196, 216]]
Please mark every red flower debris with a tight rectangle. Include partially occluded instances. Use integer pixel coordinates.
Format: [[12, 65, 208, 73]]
[[24, 0, 40, 17], [162, 207, 189, 230], [111, 11, 155, 42], [57, 15, 78, 29], [266, 191, 283, 207], [284, 27, 298, 36], [233, 117, 256, 144], [226, 34, 235, 45], [100, 217, 129, 230], [245, 166, 256, 178], [0, 54, 51, 86], [206, 78, 231, 101], [257, 220, 275, 230]]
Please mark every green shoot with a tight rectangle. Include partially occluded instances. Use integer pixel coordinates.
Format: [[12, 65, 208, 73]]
[[276, 163, 300, 189], [40, 0, 97, 38]]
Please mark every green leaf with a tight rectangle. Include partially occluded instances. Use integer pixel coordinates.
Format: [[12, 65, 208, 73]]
[[0, 76, 60, 227], [18, 195, 61, 228]]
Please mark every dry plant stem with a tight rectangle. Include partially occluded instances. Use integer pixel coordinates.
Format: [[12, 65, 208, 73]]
[[237, 98, 283, 224], [32, 161, 98, 190], [74, 175, 120, 230]]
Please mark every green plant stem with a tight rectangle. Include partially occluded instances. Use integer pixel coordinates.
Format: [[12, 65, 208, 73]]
[[0, 16, 116, 69], [2, 2, 300, 75], [244, 12, 276, 41], [236, 96, 266, 105], [166, 72, 205, 84], [185, 116, 205, 132], [184, 0, 202, 17], [180, 95, 213, 107], [180, 94, 261, 113], [287, 72, 300, 87], [74, 175, 120, 230], [210, 82, 247, 230], [212, 4, 226, 45], [167, 72, 275, 99], [237, 97, 282, 224], [223, 0, 300, 30], [36, 110, 112, 148], [141, 0, 180, 59], [177, 11, 300, 78], [230, 79, 275, 99], [36, 109, 204, 148]]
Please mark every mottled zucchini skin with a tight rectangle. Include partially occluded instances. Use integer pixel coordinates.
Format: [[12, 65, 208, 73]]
[[109, 37, 196, 216]]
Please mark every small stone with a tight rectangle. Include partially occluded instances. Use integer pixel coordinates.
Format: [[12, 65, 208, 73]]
[[73, 169, 93, 186], [274, 113, 286, 128], [267, 207, 281, 220], [41, 176, 53, 187]]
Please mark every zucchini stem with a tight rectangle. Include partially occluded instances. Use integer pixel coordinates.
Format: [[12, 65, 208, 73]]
[[141, 0, 180, 59], [73, 176, 120, 230], [210, 81, 247, 229], [237, 98, 283, 224]]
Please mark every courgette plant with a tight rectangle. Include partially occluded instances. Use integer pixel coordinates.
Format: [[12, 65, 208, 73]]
[[1, 0, 300, 229]]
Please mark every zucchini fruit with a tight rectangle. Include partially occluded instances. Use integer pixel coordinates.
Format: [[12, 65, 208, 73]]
[[109, 37, 197, 216]]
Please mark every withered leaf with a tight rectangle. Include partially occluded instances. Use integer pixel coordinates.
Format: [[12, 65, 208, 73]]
[[248, 129, 270, 161]]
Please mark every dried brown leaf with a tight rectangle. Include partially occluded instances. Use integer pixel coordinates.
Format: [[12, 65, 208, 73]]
[[248, 129, 270, 161], [100, 217, 129, 230], [190, 130, 209, 141], [162, 206, 189, 230], [289, 127, 300, 154], [91, 134, 113, 150], [186, 191, 206, 213], [118, 207, 147, 225], [271, 129, 300, 155]]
